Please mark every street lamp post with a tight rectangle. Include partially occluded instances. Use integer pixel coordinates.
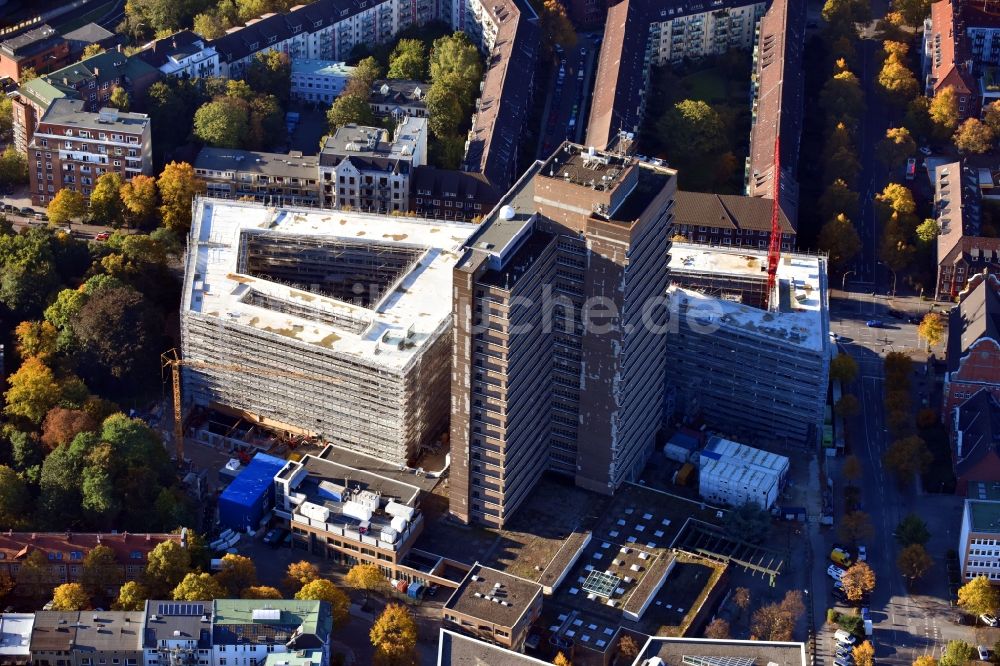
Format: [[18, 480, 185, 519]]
[[841, 270, 856, 293], [878, 261, 897, 298]]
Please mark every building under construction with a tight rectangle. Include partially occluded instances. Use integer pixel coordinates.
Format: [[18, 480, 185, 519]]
[[665, 243, 830, 448], [179, 198, 476, 464]]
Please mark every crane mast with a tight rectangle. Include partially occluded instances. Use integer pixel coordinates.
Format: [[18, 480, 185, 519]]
[[764, 135, 782, 310]]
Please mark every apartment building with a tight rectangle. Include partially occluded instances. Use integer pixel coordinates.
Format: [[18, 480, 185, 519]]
[[9, 77, 70, 153], [0, 25, 71, 82], [28, 100, 152, 207], [647, 1, 765, 66], [212, 600, 331, 665], [370, 79, 429, 119], [180, 198, 474, 463], [411, 166, 496, 221], [30, 611, 145, 666], [442, 564, 543, 651], [672, 190, 796, 250], [960, 482, 1000, 582], [194, 146, 321, 206], [209, 0, 439, 80], [935, 161, 996, 300], [745, 0, 805, 228], [291, 59, 354, 103], [0, 532, 184, 592], [953, 391, 1000, 495], [319, 117, 427, 212], [923, 0, 986, 119], [44, 49, 159, 112], [457, 0, 540, 191], [275, 444, 433, 581], [135, 30, 220, 79], [449, 143, 676, 527], [142, 601, 213, 666], [665, 243, 831, 448], [944, 272, 1000, 420]]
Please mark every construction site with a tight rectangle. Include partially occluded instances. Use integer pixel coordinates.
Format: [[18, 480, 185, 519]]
[[664, 242, 831, 449], [178, 197, 476, 465]]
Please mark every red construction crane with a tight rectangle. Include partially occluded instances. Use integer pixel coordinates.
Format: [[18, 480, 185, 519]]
[[764, 135, 782, 311]]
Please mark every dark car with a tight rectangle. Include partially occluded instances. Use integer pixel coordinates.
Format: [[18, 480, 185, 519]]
[[263, 528, 287, 547], [907, 316, 921, 324], [866, 320, 883, 328], [19, 207, 33, 216]]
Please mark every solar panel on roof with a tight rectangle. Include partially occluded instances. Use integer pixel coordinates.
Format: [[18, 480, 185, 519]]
[[158, 603, 205, 616], [683, 656, 756, 666]]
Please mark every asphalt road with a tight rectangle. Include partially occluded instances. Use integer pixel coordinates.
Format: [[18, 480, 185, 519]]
[[536, 32, 601, 160]]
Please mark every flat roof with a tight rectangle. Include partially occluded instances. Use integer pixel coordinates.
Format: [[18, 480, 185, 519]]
[[443, 564, 542, 629], [39, 98, 149, 133], [321, 117, 424, 162], [969, 498, 1000, 533], [291, 59, 354, 77], [640, 636, 807, 666], [143, 600, 212, 649], [0, 615, 33, 655], [668, 243, 827, 352], [212, 599, 330, 639], [437, 629, 550, 665], [195, 147, 318, 180], [294, 444, 428, 505], [182, 198, 475, 371]]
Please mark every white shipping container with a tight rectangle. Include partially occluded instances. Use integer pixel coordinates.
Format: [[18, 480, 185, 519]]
[[385, 501, 415, 521], [390, 515, 408, 533], [300, 501, 331, 522], [380, 528, 399, 543], [355, 490, 381, 510], [342, 500, 373, 522]]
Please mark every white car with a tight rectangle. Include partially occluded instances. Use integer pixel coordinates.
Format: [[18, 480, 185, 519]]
[[981, 613, 999, 627], [828, 564, 846, 581], [857, 545, 867, 562], [919, 146, 933, 156], [979, 646, 991, 661]]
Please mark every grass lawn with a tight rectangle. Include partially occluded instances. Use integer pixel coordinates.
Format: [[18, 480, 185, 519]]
[[679, 68, 729, 105]]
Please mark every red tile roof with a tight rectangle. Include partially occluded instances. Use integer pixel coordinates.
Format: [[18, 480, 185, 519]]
[[929, 0, 976, 98], [586, 0, 647, 150], [0, 532, 183, 562]]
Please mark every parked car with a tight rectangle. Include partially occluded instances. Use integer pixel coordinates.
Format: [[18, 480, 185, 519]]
[[94, 232, 110, 241], [834, 658, 852, 666], [835, 629, 857, 645], [979, 646, 991, 661], [33, 212, 48, 221], [919, 146, 933, 156], [981, 613, 999, 627], [828, 564, 846, 580], [263, 528, 288, 547], [19, 207, 33, 215], [866, 320, 883, 328], [861, 607, 871, 622], [857, 545, 867, 562], [830, 547, 852, 567]]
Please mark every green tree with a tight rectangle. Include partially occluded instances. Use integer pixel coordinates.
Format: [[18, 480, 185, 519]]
[[145, 540, 192, 598], [52, 582, 90, 610], [70, 286, 160, 383], [4, 357, 61, 424], [722, 501, 772, 544], [158, 161, 205, 234], [904, 96, 935, 140], [830, 354, 859, 383], [193, 12, 227, 39], [426, 75, 467, 138], [108, 86, 130, 112], [894, 0, 932, 26], [326, 94, 377, 132], [194, 97, 250, 148], [173, 572, 225, 601], [89, 173, 126, 227], [388, 39, 427, 80], [0, 465, 28, 529], [819, 179, 859, 222], [80, 544, 122, 603], [247, 95, 285, 151], [370, 603, 418, 666], [939, 641, 976, 666], [429, 32, 482, 103], [820, 60, 865, 124], [0, 97, 12, 141], [954, 117, 994, 154], [113, 581, 148, 610], [818, 213, 862, 272], [346, 56, 383, 98], [247, 50, 292, 105], [47, 188, 87, 225], [877, 126, 917, 169], [929, 87, 961, 138], [916, 218, 940, 244], [17, 549, 54, 603], [296, 579, 350, 628], [897, 543, 933, 584], [0, 146, 28, 186]]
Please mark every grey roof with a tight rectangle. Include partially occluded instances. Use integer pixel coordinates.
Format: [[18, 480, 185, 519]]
[[674, 191, 795, 234], [32, 611, 144, 653], [948, 275, 1000, 372], [320, 121, 421, 173], [442, 564, 542, 629], [143, 600, 213, 649], [288, 442, 434, 500], [1, 25, 62, 59], [39, 98, 149, 133], [29, 612, 78, 652], [370, 79, 428, 109], [61, 23, 116, 46], [437, 629, 548, 665], [195, 147, 318, 180], [136, 30, 205, 68], [640, 636, 807, 666], [956, 389, 1000, 478], [412, 166, 495, 201]]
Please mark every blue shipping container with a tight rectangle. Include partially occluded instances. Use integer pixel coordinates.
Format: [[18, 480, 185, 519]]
[[218, 453, 287, 532]]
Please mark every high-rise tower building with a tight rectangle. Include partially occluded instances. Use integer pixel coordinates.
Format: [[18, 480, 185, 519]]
[[449, 142, 676, 527]]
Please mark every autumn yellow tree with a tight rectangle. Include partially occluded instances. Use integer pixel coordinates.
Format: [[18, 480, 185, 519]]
[[345, 563, 386, 606], [883, 436, 933, 481], [704, 618, 730, 639], [120, 174, 159, 228], [172, 572, 225, 601], [897, 544, 933, 584], [929, 86, 960, 138], [4, 356, 61, 424], [917, 312, 946, 350], [618, 634, 640, 660], [954, 117, 995, 154], [14, 320, 57, 361], [912, 657, 937, 666], [47, 188, 87, 225], [158, 161, 205, 234], [113, 581, 148, 610], [957, 575, 1000, 617], [853, 641, 875, 666], [214, 553, 257, 596], [52, 583, 90, 610], [295, 579, 350, 628], [371, 603, 418, 666], [241, 585, 283, 599], [540, 0, 576, 50], [283, 560, 320, 594], [553, 653, 572, 666], [877, 126, 917, 169], [842, 562, 877, 601]]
